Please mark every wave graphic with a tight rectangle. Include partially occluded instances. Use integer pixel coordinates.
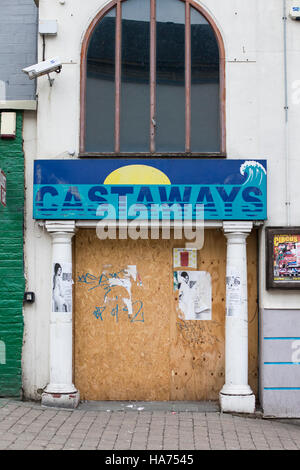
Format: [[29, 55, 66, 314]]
[[240, 161, 266, 186]]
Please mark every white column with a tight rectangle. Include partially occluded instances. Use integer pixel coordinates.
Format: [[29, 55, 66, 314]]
[[41, 221, 80, 409], [219, 221, 255, 414]]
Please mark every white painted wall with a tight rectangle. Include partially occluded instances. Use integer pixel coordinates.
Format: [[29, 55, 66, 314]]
[[23, 110, 51, 399], [22, 0, 300, 398]]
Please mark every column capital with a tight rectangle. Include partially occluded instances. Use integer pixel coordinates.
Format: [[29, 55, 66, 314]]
[[45, 220, 76, 233], [223, 221, 253, 234]]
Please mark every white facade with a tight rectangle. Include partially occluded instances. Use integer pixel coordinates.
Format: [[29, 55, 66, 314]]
[[22, 0, 300, 414]]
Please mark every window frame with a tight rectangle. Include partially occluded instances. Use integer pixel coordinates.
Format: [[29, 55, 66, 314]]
[[80, 0, 226, 157]]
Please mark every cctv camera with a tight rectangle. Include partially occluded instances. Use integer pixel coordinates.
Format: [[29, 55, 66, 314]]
[[22, 57, 62, 80]]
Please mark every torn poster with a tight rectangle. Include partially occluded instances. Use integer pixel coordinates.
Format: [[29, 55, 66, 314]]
[[174, 271, 212, 320], [226, 268, 241, 316], [52, 262, 72, 313]]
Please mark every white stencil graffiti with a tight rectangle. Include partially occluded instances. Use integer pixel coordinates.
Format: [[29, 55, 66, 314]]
[[107, 265, 138, 316]]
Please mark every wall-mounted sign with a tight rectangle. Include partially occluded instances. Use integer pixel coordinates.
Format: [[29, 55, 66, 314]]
[[0, 169, 6, 207], [33, 159, 267, 221], [266, 227, 300, 289], [174, 271, 212, 321]]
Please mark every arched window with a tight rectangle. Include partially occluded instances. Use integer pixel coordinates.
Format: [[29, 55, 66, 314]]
[[80, 0, 225, 156]]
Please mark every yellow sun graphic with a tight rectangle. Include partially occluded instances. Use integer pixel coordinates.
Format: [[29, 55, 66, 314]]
[[103, 165, 171, 185]]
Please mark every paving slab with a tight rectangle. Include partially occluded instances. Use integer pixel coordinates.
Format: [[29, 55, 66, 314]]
[[0, 399, 300, 451]]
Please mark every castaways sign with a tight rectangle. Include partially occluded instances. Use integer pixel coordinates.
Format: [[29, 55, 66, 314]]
[[33, 159, 267, 221]]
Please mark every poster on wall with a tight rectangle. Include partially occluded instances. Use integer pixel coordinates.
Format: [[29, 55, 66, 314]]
[[266, 227, 300, 289], [173, 248, 197, 269], [226, 267, 241, 316], [174, 271, 212, 320], [52, 262, 73, 312]]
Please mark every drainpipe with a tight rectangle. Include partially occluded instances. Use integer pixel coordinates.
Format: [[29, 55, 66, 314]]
[[283, 0, 291, 226]]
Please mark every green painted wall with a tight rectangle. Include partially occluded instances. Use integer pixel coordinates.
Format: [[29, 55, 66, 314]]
[[0, 111, 25, 397]]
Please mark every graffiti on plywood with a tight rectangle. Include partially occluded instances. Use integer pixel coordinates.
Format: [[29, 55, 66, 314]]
[[77, 266, 144, 324], [176, 320, 221, 346]]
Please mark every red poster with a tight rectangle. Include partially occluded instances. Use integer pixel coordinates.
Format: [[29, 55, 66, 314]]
[[180, 251, 189, 267]]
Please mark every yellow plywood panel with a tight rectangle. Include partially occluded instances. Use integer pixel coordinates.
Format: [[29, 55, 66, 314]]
[[74, 229, 258, 401], [170, 229, 226, 400], [74, 231, 171, 401]]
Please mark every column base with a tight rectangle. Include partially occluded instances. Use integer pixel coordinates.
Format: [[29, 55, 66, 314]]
[[41, 390, 80, 409], [219, 392, 255, 414]]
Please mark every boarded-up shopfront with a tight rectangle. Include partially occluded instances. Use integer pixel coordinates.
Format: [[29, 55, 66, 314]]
[[74, 229, 258, 402]]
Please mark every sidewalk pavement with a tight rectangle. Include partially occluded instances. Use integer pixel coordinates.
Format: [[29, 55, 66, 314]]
[[0, 398, 300, 451]]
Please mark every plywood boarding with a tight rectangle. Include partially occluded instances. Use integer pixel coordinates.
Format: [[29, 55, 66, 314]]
[[74, 229, 258, 401]]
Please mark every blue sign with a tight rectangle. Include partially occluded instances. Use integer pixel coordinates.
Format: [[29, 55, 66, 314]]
[[33, 159, 267, 220]]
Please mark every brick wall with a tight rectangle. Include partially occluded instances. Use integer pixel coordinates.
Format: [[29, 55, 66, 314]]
[[0, 0, 38, 101], [0, 112, 25, 397]]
